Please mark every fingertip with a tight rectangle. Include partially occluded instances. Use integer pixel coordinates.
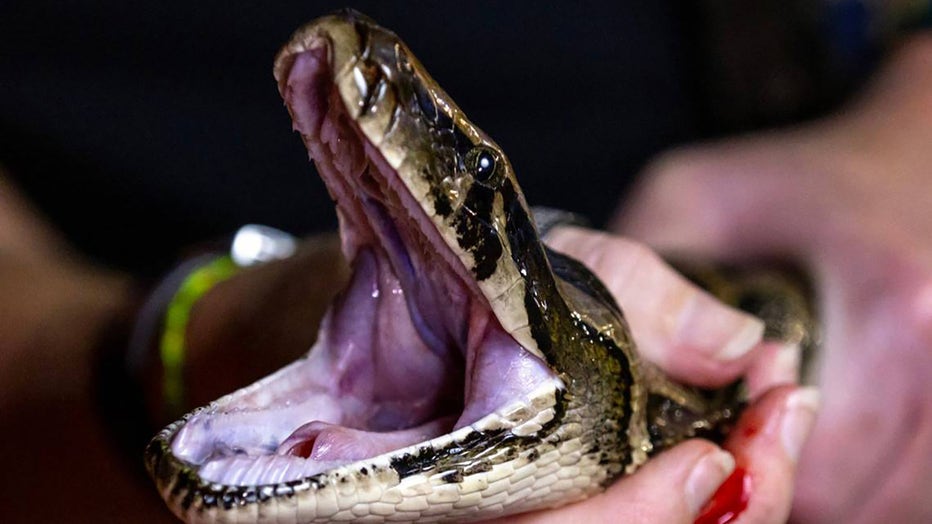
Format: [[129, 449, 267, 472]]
[[718, 385, 821, 523], [779, 387, 821, 462], [685, 448, 738, 514], [745, 342, 801, 398], [644, 291, 765, 388], [608, 440, 736, 518], [726, 385, 820, 461], [507, 441, 735, 524], [673, 290, 764, 361], [717, 316, 766, 360]]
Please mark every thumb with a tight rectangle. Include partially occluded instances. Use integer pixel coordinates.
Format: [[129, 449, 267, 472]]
[[495, 440, 737, 524], [610, 141, 822, 261]]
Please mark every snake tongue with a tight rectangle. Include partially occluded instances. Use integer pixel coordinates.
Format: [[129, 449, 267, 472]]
[[278, 417, 455, 467]]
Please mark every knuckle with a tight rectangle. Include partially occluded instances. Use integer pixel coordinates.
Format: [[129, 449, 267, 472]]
[[615, 238, 657, 269], [569, 230, 611, 269]]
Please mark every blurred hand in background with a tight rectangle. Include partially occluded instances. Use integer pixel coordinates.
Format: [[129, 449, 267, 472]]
[[614, 35, 932, 523]]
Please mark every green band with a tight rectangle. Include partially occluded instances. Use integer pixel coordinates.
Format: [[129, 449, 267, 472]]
[[159, 255, 239, 416]]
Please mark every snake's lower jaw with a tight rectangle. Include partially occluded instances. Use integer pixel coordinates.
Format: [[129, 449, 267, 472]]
[[166, 246, 558, 487], [153, 32, 560, 495]]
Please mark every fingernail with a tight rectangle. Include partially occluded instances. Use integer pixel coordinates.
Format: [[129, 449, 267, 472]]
[[771, 343, 801, 384], [685, 449, 736, 515], [676, 293, 764, 361], [718, 318, 765, 360], [781, 387, 821, 461]]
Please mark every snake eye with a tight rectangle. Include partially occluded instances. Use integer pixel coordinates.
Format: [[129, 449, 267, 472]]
[[468, 146, 500, 185], [476, 150, 495, 180]]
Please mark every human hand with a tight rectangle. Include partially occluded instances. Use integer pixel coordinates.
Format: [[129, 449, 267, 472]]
[[188, 227, 816, 524], [0, 171, 159, 520], [490, 228, 816, 524], [612, 35, 932, 523], [0, 167, 132, 422]]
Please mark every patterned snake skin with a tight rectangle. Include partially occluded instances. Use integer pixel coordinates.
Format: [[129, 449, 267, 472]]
[[145, 10, 814, 522]]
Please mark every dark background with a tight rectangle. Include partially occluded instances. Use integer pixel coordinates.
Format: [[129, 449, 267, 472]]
[[0, 1, 857, 275]]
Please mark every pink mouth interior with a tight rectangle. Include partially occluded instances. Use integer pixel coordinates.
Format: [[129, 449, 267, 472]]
[[169, 46, 557, 486]]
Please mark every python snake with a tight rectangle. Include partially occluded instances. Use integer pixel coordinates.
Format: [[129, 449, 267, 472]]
[[146, 10, 815, 522]]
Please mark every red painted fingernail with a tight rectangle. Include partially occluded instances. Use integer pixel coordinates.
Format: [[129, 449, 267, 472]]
[[781, 387, 820, 462], [694, 467, 751, 524]]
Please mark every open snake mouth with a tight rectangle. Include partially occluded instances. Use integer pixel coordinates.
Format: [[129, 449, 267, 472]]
[[168, 40, 561, 487]]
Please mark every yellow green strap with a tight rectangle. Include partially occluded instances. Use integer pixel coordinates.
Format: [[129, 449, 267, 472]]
[[159, 255, 239, 416]]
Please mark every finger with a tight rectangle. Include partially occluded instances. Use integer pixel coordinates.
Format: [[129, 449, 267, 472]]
[[493, 440, 736, 524], [744, 342, 800, 400], [704, 385, 820, 524], [0, 172, 70, 259], [546, 226, 764, 387], [609, 144, 814, 260]]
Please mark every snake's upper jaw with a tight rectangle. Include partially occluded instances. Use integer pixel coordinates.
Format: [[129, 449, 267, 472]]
[[162, 30, 560, 489]]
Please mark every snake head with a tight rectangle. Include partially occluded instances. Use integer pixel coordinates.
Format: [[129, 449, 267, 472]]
[[146, 11, 589, 523]]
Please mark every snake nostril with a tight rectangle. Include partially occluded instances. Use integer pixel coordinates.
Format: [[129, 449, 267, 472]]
[[394, 43, 413, 74], [353, 60, 384, 111]]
